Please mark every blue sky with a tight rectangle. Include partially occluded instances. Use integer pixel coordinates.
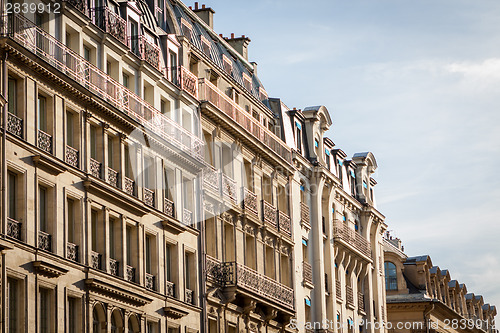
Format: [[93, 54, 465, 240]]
[[205, 0, 500, 308]]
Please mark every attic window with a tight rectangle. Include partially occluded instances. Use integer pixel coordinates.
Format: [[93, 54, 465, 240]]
[[259, 87, 268, 102], [201, 35, 211, 56], [242, 73, 252, 91], [222, 54, 232, 74], [252, 110, 259, 121], [181, 18, 192, 40]]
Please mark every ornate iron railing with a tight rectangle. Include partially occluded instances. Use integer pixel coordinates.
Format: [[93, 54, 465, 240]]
[[278, 211, 291, 236], [163, 66, 198, 99], [126, 265, 135, 282], [333, 221, 372, 259], [37, 129, 52, 154], [7, 218, 21, 240], [216, 262, 294, 310], [222, 173, 237, 202], [262, 200, 277, 228], [89, 158, 102, 179], [124, 177, 135, 196], [185, 289, 194, 305], [199, 78, 291, 164], [128, 35, 160, 69], [66, 145, 79, 168], [2, 14, 203, 161], [146, 273, 155, 290], [183, 208, 192, 226], [38, 230, 51, 251], [242, 187, 258, 215], [358, 291, 365, 311], [166, 280, 175, 297], [346, 285, 354, 307], [303, 261, 312, 285], [205, 255, 222, 282], [143, 188, 155, 207], [109, 258, 119, 276], [107, 167, 119, 188], [91, 251, 101, 270], [336, 280, 342, 299], [203, 165, 220, 193], [164, 198, 175, 218], [90, 6, 127, 45], [301, 202, 310, 228], [7, 112, 23, 138], [67, 242, 78, 262], [63, 0, 89, 16]]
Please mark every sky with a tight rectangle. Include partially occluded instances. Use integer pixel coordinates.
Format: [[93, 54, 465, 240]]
[[204, 0, 500, 308]]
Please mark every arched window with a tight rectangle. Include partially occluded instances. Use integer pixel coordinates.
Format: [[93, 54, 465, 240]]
[[128, 314, 140, 333], [110, 309, 123, 333], [92, 303, 106, 333], [384, 262, 398, 290]]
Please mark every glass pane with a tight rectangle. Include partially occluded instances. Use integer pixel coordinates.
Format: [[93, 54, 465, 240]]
[[8, 78, 16, 115]]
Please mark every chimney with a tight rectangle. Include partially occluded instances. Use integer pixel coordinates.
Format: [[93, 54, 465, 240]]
[[193, 3, 215, 29], [224, 34, 251, 61]]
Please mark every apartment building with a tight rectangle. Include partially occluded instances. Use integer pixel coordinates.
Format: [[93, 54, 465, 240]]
[[384, 235, 497, 333]]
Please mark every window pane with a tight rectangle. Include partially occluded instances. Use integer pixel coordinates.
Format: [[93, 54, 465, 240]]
[[8, 172, 16, 220], [8, 78, 16, 115], [67, 199, 74, 243], [66, 112, 74, 147], [38, 95, 47, 132], [39, 186, 47, 232], [8, 278, 19, 333]]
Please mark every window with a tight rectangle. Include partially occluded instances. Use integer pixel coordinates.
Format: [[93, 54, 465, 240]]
[[243, 73, 252, 91], [123, 73, 129, 88], [66, 111, 76, 148], [144, 156, 155, 190], [165, 243, 173, 282], [145, 235, 153, 274], [38, 95, 47, 132], [384, 262, 398, 291], [91, 210, 98, 252], [201, 36, 211, 56], [8, 77, 17, 115], [90, 125, 97, 160], [39, 186, 48, 233], [68, 297, 80, 333], [67, 198, 77, 244], [109, 218, 119, 260], [7, 277, 21, 332], [222, 54, 232, 74], [7, 172, 17, 222], [147, 321, 158, 333], [39, 288, 53, 333], [108, 136, 115, 170]]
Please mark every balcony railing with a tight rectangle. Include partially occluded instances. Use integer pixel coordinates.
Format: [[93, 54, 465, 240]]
[[164, 198, 175, 218], [346, 285, 354, 308], [262, 200, 277, 228], [216, 262, 294, 310], [303, 261, 312, 285], [143, 188, 155, 207], [124, 177, 135, 196], [7, 112, 23, 138], [107, 167, 119, 188], [38, 230, 51, 251], [37, 129, 52, 154], [89, 158, 102, 179], [129, 35, 160, 70], [7, 218, 21, 240], [333, 221, 372, 259], [2, 14, 203, 161], [90, 6, 127, 45], [199, 78, 291, 164], [163, 66, 199, 99], [146, 273, 155, 291], [242, 187, 258, 216], [205, 255, 222, 282], [203, 165, 220, 193], [126, 265, 135, 282], [91, 251, 101, 270], [66, 145, 79, 168], [301, 202, 310, 228], [278, 211, 291, 236], [63, 0, 89, 16], [109, 258, 119, 276], [166, 280, 175, 297], [222, 173, 237, 202], [336, 280, 342, 299], [66, 242, 78, 262], [183, 208, 192, 226], [358, 292, 365, 311], [185, 289, 194, 305]]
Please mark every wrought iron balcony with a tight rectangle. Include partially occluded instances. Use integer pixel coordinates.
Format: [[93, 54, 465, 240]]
[[278, 211, 291, 236], [185, 288, 194, 304], [166, 280, 175, 297], [109, 258, 119, 276], [336, 280, 342, 300], [66, 145, 79, 168], [206, 255, 222, 282], [90, 6, 127, 45], [163, 66, 199, 99], [146, 273, 155, 291], [91, 251, 101, 270], [107, 167, 119, 188], [126, 265, 135, 282], [164, 197, 175, 218], [7, 112, 23, 138], [203, 165, 220, 193], [214, 262, 294, 310], [303, 261, 312, 285], [333, 221, 372, 259], [143, 188, 155, 207], [37, 129, 52, 154], [262, 200, 277, 228], [346, 285, 354, 308], [2, 14, 203, 161], [300, 202, 310, 228], [222, 173, 237, 202], [66, 242, 78, 262], [183, 208, 192, 226], [38, 230, 51, 251], [129, 35, 160, 70], [242, 187, 258, 216], [89, 158, 102, 179], [124, 177, 135, 196], [63, 0, 89, 16], [7, 218, 21, 240], [199, 78, 291, 164]]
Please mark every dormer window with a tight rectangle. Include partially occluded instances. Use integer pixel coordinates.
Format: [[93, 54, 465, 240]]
[[259, 87, 268, 102], [222, 54, 232, 74], [384, 262, 398, 291], [201, 35, 211, 56], [181, 18, 192, 40], [295, 121, 302, 153], [349, 170, 356, 196], [242, 73, 252, 92], [325, 149, 331, 169]]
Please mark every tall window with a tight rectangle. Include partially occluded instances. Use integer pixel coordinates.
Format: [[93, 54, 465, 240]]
[[384, 262, 398, 291], [108, 136, 115, 170], [67, 198, 75, 243], [7, 172, 17, 221], [39, 288, 53, 333], [7, 278, 20, 333], [38, 95, 47, 132], [68, 297, 79, 333], [90, 125, 98, 160], [145, 235, 152, 274], [296, 127, 302, 153], [91, 210, 98, 252], [66, 111, 74, 148], [8, 77, 17, 115], [123, 73, 129, 88], [109, 218, 118, 259], [165, 244, 172, 282], [39, 186, 48, 232], [170, 52, 178, 85]]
